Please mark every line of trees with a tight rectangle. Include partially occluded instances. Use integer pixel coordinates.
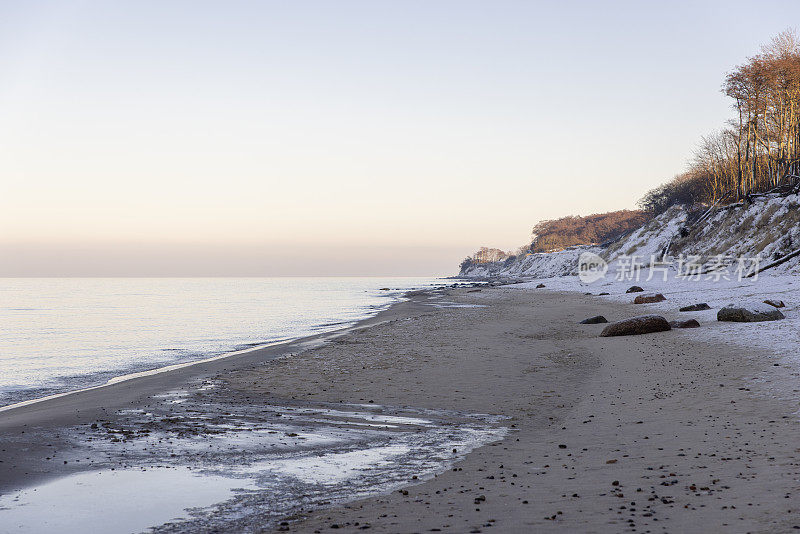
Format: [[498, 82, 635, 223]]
[[471, 247, 511, 263], [459, 246, 515, 272], [529, 210, 649, 252], [640, 29, 800, 213], [460, 209, 649, 271]]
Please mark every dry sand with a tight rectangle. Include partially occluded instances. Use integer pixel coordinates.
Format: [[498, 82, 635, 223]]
[[2, 287, 800, 533]]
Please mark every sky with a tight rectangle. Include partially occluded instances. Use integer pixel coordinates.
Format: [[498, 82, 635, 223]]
[[1, 0, 799, 276]]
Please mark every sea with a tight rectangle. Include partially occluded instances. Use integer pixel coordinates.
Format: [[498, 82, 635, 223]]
[[0, 277, 445, 408]]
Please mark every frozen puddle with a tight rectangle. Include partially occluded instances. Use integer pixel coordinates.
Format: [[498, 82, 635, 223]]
[[0, 389, 507, 533], [0, 467, 255, 534], [256, 444, 411, 485]]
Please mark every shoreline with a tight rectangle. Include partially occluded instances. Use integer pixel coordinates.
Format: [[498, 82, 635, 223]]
[[0, 277, 464, 412], [2, 283, 800, 532], [0, 282, 455, 415], [0, 337, 299, 416], [0, 288, 445, 494]]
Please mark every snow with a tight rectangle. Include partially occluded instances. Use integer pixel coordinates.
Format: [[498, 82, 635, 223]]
[[508, 270, 800, 401], [461, 194, 800, 280], [606, 206, 685, 270], [461, 246, 600, 279]]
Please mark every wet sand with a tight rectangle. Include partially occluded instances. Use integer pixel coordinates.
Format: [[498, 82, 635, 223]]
[[2, 287, 800, 532], [0, 295, 435, 494]]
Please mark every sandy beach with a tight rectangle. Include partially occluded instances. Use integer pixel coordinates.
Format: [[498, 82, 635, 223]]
[[2, 286, 800, 533], [7, 5, 800, 533]]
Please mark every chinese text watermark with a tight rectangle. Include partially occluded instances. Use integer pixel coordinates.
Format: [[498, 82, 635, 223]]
[[578, 253, 760, 283]]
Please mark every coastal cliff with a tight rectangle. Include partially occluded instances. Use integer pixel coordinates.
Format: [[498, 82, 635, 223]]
[[460, 194, 800, 279]]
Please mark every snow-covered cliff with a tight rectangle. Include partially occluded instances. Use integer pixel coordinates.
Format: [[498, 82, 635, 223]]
[[459, 194, 800, 279]]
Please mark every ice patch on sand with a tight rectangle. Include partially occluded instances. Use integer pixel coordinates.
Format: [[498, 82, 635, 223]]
[[259, 445, 411, 485]]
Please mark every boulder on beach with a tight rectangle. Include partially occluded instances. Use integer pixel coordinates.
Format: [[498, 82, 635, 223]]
[[717, 303, 785, 322], [626, 286, 644, 293], [669, 319, 700, 328], [679, 303, 711, 312], [763, 299, 785, 308], [600, 315, 671, 337], [580, 315, 608, 324], [633, 293, 666, 304], [535, 283, 546, 288]]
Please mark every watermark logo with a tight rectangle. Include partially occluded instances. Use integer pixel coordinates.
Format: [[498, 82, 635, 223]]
[[577, 253, 761, 283], [578, 252, 608, 283]]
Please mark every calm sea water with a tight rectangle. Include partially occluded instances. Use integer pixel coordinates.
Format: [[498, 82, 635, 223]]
[[0, 277, 444, 407]]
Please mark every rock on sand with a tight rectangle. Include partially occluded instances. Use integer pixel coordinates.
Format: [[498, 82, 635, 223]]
[[633, 293, 666, 304], [579, 315, 608, 324], [717, 303, 785, 322], [600, 315, 671, 337], [669, 319, 700, 328], [679, 303, 711, 312]]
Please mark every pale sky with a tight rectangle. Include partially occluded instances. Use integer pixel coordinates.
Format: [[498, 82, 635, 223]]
[[1, 0, 798, 276]]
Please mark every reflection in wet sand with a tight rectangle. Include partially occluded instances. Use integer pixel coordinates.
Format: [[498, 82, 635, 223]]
[[0, 379, 506, 533]]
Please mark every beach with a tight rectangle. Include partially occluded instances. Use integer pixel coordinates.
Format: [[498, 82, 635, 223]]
[[6, 4, 800, 533], [2, 285, 800, 532]]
